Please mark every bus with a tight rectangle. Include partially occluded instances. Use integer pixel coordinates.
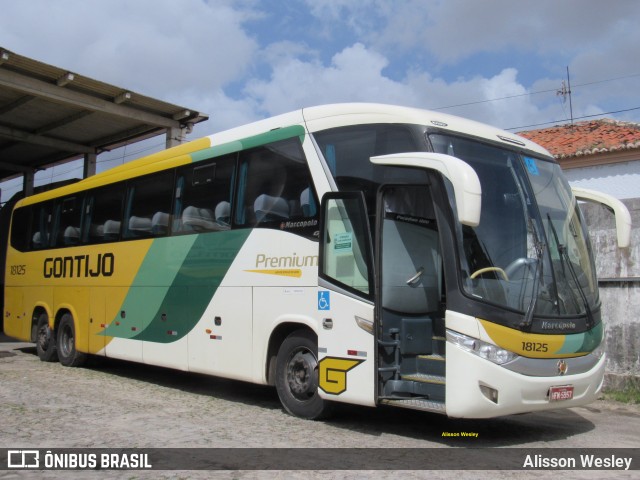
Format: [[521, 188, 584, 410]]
[[2, 103, 631, 419]]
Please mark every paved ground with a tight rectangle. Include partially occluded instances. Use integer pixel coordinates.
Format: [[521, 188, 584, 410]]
[[0, 333, 638, 479]]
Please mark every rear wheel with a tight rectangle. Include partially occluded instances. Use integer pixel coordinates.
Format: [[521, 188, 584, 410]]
[[35, 313, 58, 362], [56, 313, 86, 367], [275, 329, 329, 420]]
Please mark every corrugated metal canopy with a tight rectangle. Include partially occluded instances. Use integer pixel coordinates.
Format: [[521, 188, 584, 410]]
[[0, 47, 208, 183]]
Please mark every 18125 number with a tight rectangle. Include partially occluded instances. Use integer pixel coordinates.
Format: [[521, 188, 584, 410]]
[[521, 341, 548, 353]]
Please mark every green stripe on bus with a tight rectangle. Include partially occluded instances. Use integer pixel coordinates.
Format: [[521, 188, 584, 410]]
[[578, 321, 603, 353], [101, 235, 198, 339], [556, 322, 603, 354], [189, 125, 306, 163], [133, 229, 250, 342]]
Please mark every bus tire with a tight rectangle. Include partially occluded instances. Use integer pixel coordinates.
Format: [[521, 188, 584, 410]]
[[56, 313, 86, 368], [275, 329, 329, 420], [35, 313, 58, 362]]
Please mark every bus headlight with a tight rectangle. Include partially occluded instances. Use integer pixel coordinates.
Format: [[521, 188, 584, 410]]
[[446, 330, 518, 365]]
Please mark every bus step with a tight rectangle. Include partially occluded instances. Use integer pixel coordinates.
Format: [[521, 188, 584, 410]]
[[382, 377, 445, 401], [431, 335, 446, 355], [402, 373, 445, 385], [416, 354, 445, 377], [380, 397, 446, 414]]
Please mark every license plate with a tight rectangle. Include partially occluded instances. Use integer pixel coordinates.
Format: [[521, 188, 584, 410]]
[[549, 385, 574, 402]]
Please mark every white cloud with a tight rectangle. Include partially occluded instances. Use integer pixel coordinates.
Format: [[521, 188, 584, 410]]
[[297, 0, 640, 126], [243, 42, 568, 130], [244, 43, 413, 115], [0, 0, 258, 104], [306, 0, 640, 65]]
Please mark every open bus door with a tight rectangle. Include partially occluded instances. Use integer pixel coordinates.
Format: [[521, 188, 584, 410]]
[[318, 152, 483, 414], [375, 184, 448, 413], [317, 192, 377, 408]]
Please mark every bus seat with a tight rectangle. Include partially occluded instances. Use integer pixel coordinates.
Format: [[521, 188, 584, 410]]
[[63, 226, 80, 245], [215, 201, 230, 227], [288, 199, 301, 217], [32, 231, 43, 249], [103, 220, 121, 241], [128, 216, 152, 235], [300, 188, 316, 217], [151, 212, 169, 235], [254, 194, 289, 223], [382, 218, 441, 314], [182, 206, 215, 231], [93, 224, 104, 238]]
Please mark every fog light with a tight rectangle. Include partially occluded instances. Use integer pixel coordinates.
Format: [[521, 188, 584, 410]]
[[479, 384, 499, 404]]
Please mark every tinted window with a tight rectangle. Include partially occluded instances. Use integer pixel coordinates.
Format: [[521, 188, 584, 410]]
[[124, 171, 174, 239], [83, 184, 125, 244], [174, 157, 235, 234], [52, 196, 83, 247], [30, 202, 54, 249], [10, 206, 30, 252], [235, 137, 319, 238], [313, 124, 427, 211]]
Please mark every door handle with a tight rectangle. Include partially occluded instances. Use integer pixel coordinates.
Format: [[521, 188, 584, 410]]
[[406, 267, 424, 285]]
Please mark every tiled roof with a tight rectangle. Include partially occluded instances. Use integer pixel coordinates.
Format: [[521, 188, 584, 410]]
[[518, 119, 640, 159]]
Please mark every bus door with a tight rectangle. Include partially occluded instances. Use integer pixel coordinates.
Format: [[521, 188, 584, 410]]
[[376, 185, 447, 412], [317, 192, 376, 407]]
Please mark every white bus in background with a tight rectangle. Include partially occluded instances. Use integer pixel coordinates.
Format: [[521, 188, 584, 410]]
[[3, 103, 631, 419]]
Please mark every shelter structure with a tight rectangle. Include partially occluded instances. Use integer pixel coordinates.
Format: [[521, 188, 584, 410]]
[[0, 47, 208, 197]]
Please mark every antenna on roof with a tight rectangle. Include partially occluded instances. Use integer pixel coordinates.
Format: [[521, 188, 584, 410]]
[[557, 66, 574, 126]]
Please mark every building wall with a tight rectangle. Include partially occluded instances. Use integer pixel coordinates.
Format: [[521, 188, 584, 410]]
[[580, 198, 640, 388], [564, 159, 640, 200]]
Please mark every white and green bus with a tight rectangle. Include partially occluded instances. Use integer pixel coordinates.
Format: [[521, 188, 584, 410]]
[[3, 103, 631, 419]]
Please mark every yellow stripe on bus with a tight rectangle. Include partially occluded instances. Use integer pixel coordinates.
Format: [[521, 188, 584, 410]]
[[478, 319, 585, 359]]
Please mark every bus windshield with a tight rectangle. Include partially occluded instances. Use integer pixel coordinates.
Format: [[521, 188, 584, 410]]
[[430, 134, 599, 318]]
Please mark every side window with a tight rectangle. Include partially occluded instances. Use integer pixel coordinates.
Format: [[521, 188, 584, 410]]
[[83, 184, 125, 244], [124, 171, 174, 239], [10, 206, 31, 252], [30, 202, 54, 250], [235, 137, 319, 238], [320, 193, 374, 298], [174, 156, 235, 234], [52, 196, 83, 247], [313, 124, 424, 212]]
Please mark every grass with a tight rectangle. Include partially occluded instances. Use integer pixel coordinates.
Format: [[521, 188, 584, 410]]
[[602, 384, 640, 404]]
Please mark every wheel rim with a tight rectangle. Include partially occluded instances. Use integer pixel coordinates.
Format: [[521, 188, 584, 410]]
[[60, 324, 73, 358], [286, 347, 318, 401], [37, 324, 51, 351]]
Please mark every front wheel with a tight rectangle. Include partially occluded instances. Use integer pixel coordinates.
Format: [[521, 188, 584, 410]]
[[275, 329, 329, 420], [56, 313, 86, 367]]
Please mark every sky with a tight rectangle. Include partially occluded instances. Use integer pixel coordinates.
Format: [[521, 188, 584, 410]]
[[1, 0, 640, 202]]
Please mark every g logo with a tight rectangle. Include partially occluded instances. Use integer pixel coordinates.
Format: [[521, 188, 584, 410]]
[[318, 357, 364, 395]]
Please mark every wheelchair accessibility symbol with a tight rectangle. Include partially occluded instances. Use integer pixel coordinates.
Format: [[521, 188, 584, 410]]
[[318, 291, 330, 310]]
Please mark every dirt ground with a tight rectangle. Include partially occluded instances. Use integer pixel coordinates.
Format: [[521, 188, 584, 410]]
[[1, 334, 638, 480]]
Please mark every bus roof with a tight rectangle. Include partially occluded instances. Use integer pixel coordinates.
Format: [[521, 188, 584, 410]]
[[17, 103, 552, 207], [298, 103, 551, 157]]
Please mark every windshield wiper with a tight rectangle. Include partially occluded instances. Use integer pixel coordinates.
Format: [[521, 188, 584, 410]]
[[520, 236, 544, 332], [546, 213, 595, 329]]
